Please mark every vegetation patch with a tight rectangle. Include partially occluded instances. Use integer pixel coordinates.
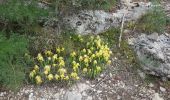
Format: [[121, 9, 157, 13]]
[[0, 32, 28, 91], [28, 35, 112, 85]]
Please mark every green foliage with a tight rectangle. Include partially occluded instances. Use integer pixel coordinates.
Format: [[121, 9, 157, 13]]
[[0, 0, 49, 34], [100, 28, 120, 47], [0, 32, 28, 90], [135, 6, 166, 34], [53, 0, 117, 16]]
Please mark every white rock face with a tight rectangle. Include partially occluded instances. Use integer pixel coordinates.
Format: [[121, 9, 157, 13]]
[[64, 2, 152, 35], [129, 33, 170, 78]]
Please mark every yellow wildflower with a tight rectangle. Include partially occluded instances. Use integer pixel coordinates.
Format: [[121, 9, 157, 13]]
[[70, 72, 79, 80], [93, 60, 97, 65], [48, 57, 52, 61], [55, 74, 60, 80], [47, 74, 54, 81], [44, 70, 48, 75], [79, 56, 83, 61], [58, 68, 66, 75], [34, 65, 39, 71], [52, 64, 57, 67], [84, 58, 89, 63], [96, 66, 101, 72], [52, 54, 58, 61], [37, 53, 44, 62], [44, 65, 51, 72], [56, 47, 61, 53], [91, 54, 95, 58], [45, 50, 53, 56], [87, 49, 92, 54], [29, 71, 35, 78], [83, 68, 87, 73], [70, 51, 76, 57], [58, 57, 63, 61], [35, 75, 42, 85], [61, 47, 65, 51], [64, 76, 69, 80], [107, 60, 111, 65], [59, 60, 65, 67], [60, 74, 65, 79], [82, 49, 86, 53]]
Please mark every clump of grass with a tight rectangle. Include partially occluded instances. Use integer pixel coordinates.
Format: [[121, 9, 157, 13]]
[[0, 0, 49, 36], [135, 6, 166, 34]]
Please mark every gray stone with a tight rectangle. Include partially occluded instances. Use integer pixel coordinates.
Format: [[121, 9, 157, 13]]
[[152, 93, 164, 100], [160, 87, 166, 92], [64, 91, 82, 100], [64, 2, 152, 35], [129, 33, 170, 78]]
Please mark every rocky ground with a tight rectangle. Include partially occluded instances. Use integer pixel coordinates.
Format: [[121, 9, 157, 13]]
[[0, 56, 170, 100], [0, 0, 170, 100]]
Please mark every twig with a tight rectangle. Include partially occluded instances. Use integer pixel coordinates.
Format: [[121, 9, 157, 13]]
[[118, 14, 125, 48]]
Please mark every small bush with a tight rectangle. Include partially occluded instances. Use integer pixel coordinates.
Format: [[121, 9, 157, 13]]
[[0, 32, 28, 90]]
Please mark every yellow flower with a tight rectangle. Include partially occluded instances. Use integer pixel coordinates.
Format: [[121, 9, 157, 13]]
[[109, 51, 112, 54], [44, 65, 51, 72], [70, 72, 79, 80], [37, 53, 44, 62], [58, 68, 66, 75], [60, 74, 65, 79], [29, 71, 35, 78], [93, 60, 97, 65], [96, 66, 101, 72], [72, 63, 79, 71], [47, 74, 54, 81], [56, 47, 61, 53], [72, 61, 76, 65], [64, 76, 69, 80], [87, 49, 92, 54], [59, 60, 65, 67], [91, 54, 95, 58], [70, 51, 76, 57], [79, 56, 83, 61], [82, 49, 86, 53], [61, 47, 65, 51], [83, 68, 87, 73], [90, 47, 94, 51], [84, 58, 89, 63], [52, 64, 57, 67], [35, 75, 42, 85], [44, 70, 48, 75], [52, 54, 58, 61], [107, 60, 111, 65], [76, 76, 80, 80], [58, 57, 63, 61], [45, 50, 53, 56], [34, 65, 39, 71], [55, 74, 60, 80], [48, 57, 52, 61]]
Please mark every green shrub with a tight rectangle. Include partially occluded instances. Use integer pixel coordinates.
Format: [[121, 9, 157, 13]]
[[0, 32, 28, 90], [0, 0, 49, 35], [135, 6, 166, 33]]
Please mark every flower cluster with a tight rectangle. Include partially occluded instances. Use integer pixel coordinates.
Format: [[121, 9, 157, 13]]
[[29, 35, 112, 84], [29, 47, 79, 85], [77, 35, 112, 78]]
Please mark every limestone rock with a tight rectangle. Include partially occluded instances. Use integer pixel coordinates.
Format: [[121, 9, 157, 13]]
[[129, 33, 170, 78]]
